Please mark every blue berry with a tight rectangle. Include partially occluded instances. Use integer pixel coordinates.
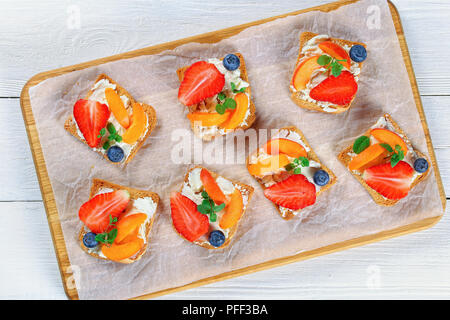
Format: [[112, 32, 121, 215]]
[[107, 145, 124, 162], [223, 54, 240, 71], [313, 170, 330, 186], [414, 158, 429, 173], [209, 230, 225, 247], [83, 232, 98, 248], [349, 45, 367, 63]]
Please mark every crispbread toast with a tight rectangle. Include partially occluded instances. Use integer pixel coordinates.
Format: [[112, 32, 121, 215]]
[[290, 32, 366, 114], [247, 126, 337, 220], [78, 179, 159, 264], [337, 113, 431, 206], [64, 74, 157, 166]]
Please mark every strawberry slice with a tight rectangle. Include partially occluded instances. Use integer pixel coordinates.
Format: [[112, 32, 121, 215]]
[[264, 174, 316, 210], [78, 190, 130, 234], [73, 99, 110, 148], [178, 61, 225, 106], [362, 161, 414, 200], [170, 192, 209, 242], [309, 71, 358, 105]]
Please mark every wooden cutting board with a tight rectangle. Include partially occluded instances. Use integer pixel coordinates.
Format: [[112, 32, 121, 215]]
[[20, 0, 447, 300]]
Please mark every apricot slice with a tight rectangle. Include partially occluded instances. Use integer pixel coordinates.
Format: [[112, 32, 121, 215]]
[[119, 227, 139, 244], [291, 55, 322, 91], [122, 103, 148, 144], [101, 238, 144, 262], [219, 188, 243, 230], [187, 111, 231, 127], [219, 93, 249, 130], [263, 138, 307, 158], [318, 41, 351, 69], [200, 168, 227, 205], [105, 88, 130, 129], [248, 154, 291, 177], [370, 128, 408, 154], [348, 143, 389, 171], [115, 213, 147, 244]]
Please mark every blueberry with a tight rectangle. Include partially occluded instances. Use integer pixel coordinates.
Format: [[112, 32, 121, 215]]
[[209, 230, 226, 247], [313, 170, 330, 186], [83, 232, 98, 248], [414, 158, 429, 173], [107, 145, 124, 162], [222, 54, 240, 71], [349, 45, 367, 63]]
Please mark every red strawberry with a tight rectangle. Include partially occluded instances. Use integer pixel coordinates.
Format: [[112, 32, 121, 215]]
[[170, 192, 209, 242], [178, 61, 225, 106], [78, 190, 130, 234], [362, 161, 414, 200], [309, 71, 358, 105], [264, 174, 316, 210], [73, 99, 110, 148]]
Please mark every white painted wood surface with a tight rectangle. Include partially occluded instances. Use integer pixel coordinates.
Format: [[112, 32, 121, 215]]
[[0, 0, 449, 300]]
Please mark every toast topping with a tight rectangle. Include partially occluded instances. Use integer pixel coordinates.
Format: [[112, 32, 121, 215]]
[[178, 55, 252, 141], [291, 34, 363, 112], [346, 115, 430, 201], [80, 187, 157, 261], [72, 78, 150, 163], [178, 167, 251, 248], [248, 128, 332, 218]]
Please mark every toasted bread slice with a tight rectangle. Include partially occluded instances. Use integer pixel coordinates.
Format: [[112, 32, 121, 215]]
[[78, 179, 160, 264], [64, 74, 157, 166], [290, 32, 366, 114], [173, 166, 254, 249], [176, 53, 256, 141], [337, 113, 430, 206], [247, 126, 337, 220]]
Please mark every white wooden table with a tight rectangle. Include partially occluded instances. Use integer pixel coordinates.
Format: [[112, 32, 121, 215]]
[[1, 0, 449, 300]]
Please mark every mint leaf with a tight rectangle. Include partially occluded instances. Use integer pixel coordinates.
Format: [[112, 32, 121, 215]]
[[353, 136, 371, 154], [395, 145, 403, 152], [380, 143, 393, 153], [331, 62, 343, 77], [216, 104, 226, 114], [223, 98, 236, 110], [299, 157, 309, 167], [98, 128, 106, 138], [230, 82, 236, 92], [115, 135, 122, 143], [210, 213, 217, 223], [293, 167, 302, 174], [218, 92, 226, 101], [317, 55, 332, 66], [107, 123, 116, 134], [285, 163, 295, 171], [103, 141, 110, 150], [214, 203, 225, 212]]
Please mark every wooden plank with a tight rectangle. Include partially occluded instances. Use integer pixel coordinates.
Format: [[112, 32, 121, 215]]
[[1, 0, 450, 96], [17, 0, 446, 300]]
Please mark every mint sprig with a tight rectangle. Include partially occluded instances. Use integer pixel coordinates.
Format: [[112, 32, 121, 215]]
[[380, 144, 404, 167], [95, 215, 118, 246], [216, 97, 237, 115], [97, 128, 106, 139], [197, 191, 225, 222], [317, 55, 347, 77], [230, 82, 246, 94], [101, 123, 123, 149], [285, 156, 309, 174]]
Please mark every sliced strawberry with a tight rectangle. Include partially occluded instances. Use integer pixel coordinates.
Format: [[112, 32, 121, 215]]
[[264, 174, 316, 210], [73, 99, 110, 148], [362, 161, 414, 200], [78, 190, 130, 234], [178, 61, 225, 106], [170, 192, 209, 242], [309, 71, 358, 105]]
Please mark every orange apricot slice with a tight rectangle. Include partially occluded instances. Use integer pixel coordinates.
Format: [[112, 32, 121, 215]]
[[101, 238, 144, 262], [348, 143, 389, 171], [115, 213, 147, 244], [219, 93, 249, 130], [263, 138, 307, 158], [119, 227, 139, 244], [200, 168, 227, 205], [105, 88, 130, 129], [370, 128, 408, 154], [247, 154, 290, 177], [187, 111, 231, 127], [219, 188, 243, 229], [318, 41, 351, 69], [122, 103, 148, 144], [291, 55, 321, 91]]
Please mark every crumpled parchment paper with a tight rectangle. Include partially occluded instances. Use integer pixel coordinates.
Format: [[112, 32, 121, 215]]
[[28, 0, 444, 300]]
